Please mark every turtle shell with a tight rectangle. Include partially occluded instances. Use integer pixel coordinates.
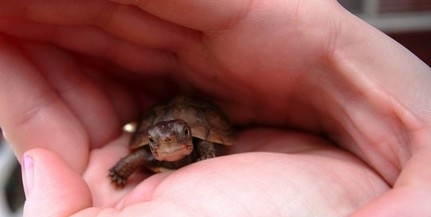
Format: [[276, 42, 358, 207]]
[[130, 96, 233, 150]]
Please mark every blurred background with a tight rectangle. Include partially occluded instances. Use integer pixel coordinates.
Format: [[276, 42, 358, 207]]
[[0, 1, 430, 217], [0, 133, 24, 217], [338, 0, 431, 66]]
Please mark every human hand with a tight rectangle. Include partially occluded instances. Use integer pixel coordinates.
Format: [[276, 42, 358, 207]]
[[1, 0, 431, 216], [22, 131, 389, 217]]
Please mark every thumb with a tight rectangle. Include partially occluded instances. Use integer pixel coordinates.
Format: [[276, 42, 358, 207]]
[[351, 136, 431, 217], [22, 148, 92, 217]]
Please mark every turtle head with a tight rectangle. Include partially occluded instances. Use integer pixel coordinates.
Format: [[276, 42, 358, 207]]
[[147, 119, 193, 161]]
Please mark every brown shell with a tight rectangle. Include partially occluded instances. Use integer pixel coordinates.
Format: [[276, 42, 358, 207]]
[[130, 96, 233, 149]]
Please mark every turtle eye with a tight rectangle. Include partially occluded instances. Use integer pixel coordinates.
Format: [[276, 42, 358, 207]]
[[183, 128, 190, 139], [148, 136, 155, 145], [148, 136, 159, 153]]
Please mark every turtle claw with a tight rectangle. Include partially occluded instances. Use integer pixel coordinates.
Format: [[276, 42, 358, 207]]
[[198, 153, 215, 161], [108, 169, 127, 188], [197, 140, 216, 161]]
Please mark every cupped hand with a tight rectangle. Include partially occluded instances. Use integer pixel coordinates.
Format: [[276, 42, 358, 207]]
[[22, 130, 388, 217], [1, 0, 431, 216]]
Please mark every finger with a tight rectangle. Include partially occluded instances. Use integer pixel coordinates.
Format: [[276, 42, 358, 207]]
[[110, 0, 251, 31], [351, 136, 431, 216], [0, 0, 197, 49], [22, 149, 94, 217], [0, 18, 180, 73], [351, 188, 431, 217], [0, 36, 88, 172], [21, 42, 123, 148]]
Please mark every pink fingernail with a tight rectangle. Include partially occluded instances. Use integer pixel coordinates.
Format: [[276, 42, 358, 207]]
[[22, 154, 34, 196]]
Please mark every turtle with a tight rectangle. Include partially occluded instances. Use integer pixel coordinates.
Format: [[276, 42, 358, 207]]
[[109, 95, 233, 188]]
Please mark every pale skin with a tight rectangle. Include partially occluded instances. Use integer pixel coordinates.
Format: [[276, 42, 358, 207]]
[[0, 0, 431, 216]]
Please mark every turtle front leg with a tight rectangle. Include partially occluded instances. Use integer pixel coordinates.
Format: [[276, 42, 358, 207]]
[[196, 140, 216, 161], [108, 148, 152, 188]]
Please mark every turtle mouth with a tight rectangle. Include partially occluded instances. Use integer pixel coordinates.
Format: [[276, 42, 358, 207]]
[[154, 144, 193, 161]]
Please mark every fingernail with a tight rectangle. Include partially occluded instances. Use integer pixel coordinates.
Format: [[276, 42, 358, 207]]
[[22, 154, 34, 196]]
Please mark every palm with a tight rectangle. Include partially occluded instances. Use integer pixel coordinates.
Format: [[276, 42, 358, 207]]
[[83, 129, 387, 216]]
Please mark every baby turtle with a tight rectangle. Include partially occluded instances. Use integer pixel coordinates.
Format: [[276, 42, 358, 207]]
[[109, 96, 233, 188]]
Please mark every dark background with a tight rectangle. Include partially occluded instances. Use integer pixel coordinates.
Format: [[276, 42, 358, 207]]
[[390, 31, 431, 66]]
